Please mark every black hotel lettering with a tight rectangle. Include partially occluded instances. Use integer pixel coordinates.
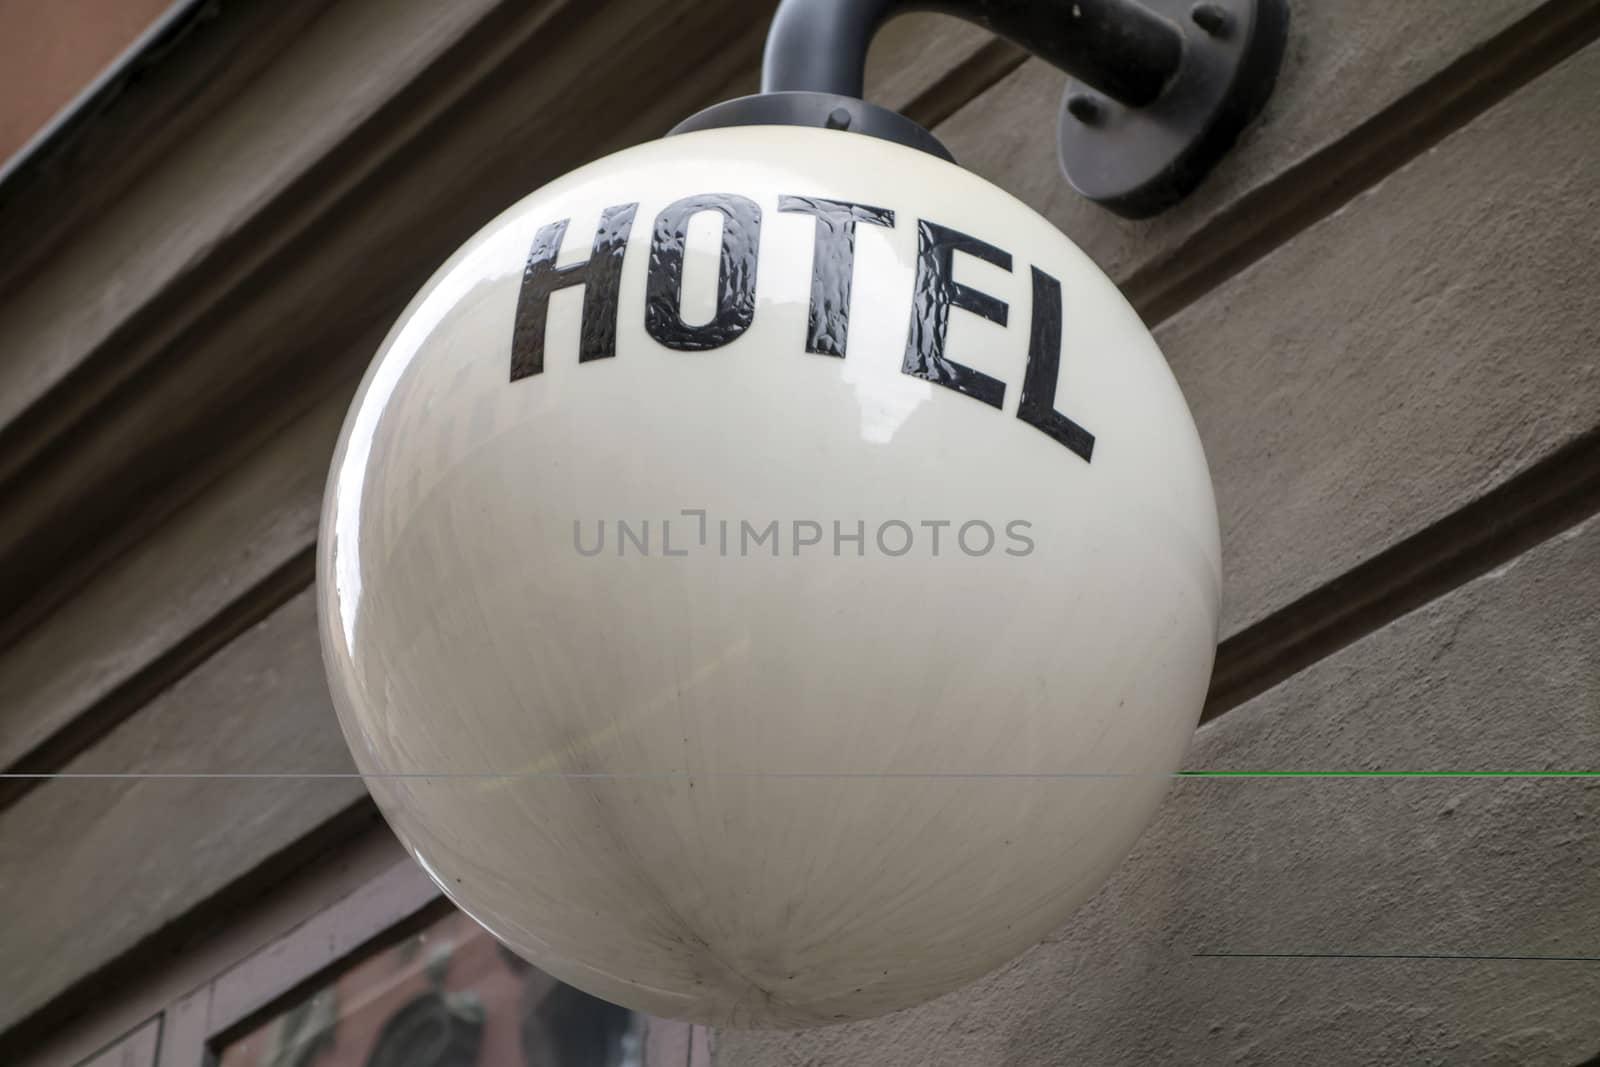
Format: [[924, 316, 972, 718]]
[[511, 193, 1094, 463]]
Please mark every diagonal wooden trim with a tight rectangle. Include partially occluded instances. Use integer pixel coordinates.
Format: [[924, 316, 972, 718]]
[[0, 0, 212, 196], [902, 36, 1027, 132], [0, 0, 768, 654], [0, 546, 314, 809], [0, 358, 359, 799], [0, 0, 574, 472], [1205, 423, 1600, 722], [0, 0, 335, 293], [0, 798, 385, 1062], [19, 819, 416, 1067]]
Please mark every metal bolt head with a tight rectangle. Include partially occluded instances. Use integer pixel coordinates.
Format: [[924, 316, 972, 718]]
[[825, 107, 853, 130], [1065, 93, 1102, 126], [1191, 2, 1230, 35]]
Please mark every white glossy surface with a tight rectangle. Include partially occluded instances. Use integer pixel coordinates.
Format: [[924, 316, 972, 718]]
[[319, 126, 1221, 1028]]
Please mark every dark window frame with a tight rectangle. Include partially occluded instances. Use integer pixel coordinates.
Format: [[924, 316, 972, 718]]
[[72, 1017, 161, 1067], [148, 858, 709, 1067]]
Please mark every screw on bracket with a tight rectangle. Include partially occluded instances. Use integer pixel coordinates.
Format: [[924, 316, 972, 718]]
[[1065, 94, 1102, 125], [1191, 2, 1230, 35], [678, 0, 1289, 218]]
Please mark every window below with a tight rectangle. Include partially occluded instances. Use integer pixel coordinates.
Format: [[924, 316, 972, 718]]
[[215, 907, 642, 1067]]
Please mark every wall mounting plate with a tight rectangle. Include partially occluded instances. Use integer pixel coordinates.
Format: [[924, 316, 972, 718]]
[[1057, 0, 1289, 219]]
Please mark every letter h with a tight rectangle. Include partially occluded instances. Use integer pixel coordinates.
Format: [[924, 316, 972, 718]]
[[510, 203, 638, 382]]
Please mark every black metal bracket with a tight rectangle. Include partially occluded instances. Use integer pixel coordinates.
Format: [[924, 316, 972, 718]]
[[669, 0, 1287, 219]]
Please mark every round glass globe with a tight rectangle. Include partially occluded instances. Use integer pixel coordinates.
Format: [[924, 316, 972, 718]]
[[318, 124, 1220, 1028]]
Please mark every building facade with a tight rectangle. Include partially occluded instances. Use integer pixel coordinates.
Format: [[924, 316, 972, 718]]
[[2, 0, 1598, 1064]]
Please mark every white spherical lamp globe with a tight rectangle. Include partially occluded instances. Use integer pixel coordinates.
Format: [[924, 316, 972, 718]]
[[318, 124, 1220, 1028]]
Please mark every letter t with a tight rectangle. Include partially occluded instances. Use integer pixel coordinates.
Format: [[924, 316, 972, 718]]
[[778, 195, 895, 357]]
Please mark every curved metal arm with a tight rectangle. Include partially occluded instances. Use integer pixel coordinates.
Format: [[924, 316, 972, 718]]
[[673, 0, 1290, 218], [761, 0, 1184, 108]]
